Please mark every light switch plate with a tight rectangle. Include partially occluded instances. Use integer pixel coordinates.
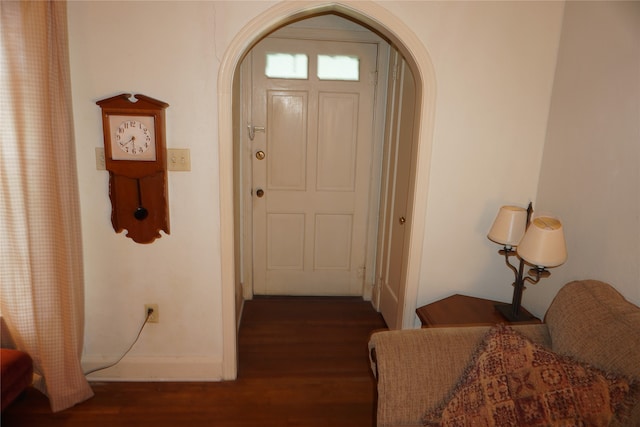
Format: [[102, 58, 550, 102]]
[[167, 148, 191, 171], [95, 147, 106, 170]]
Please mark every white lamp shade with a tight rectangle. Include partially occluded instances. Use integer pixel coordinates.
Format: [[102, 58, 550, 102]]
[[487, 206, 527, 246], [517, 216, 567, 267]]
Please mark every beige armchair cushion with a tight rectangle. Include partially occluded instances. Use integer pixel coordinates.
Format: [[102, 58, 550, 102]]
[[369, 325, 550, 427], [546, 280, 640, 377], [545, 280, 640, 423]]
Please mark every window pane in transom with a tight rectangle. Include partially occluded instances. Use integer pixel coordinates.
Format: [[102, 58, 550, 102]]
[[265, 53, 308, 79], [317, 55, 359, 81]]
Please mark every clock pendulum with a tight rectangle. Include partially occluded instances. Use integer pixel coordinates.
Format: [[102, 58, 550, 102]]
[[134, 178, 149, 221]]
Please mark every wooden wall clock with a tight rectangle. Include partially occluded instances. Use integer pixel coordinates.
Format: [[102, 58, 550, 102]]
[[96, 93, 170, 244]]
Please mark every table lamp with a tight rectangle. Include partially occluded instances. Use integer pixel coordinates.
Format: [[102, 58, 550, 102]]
[[487, 202, 567, 321]]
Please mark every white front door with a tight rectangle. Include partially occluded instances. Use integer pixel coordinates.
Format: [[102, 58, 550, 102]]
[[250, 37, 378, 296]]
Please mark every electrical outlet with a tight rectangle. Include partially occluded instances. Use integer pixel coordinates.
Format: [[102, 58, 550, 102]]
[[144, 304, 159, 323]]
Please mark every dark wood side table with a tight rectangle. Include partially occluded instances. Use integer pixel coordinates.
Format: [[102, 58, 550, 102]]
[[416, 294, 541, 328]]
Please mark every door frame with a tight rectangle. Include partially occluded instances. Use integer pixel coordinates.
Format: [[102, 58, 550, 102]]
[[217, 1, 437, 379], [240, 24, 390, 300]]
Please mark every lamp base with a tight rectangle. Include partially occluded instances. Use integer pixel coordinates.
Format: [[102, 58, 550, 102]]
[[494, 303, 537, 323]]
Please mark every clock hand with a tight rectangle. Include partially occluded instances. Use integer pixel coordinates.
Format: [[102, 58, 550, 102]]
[[120, 137, 134, 147]]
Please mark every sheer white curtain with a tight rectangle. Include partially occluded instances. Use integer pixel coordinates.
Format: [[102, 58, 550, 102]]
[[0, 1, 94, 412]]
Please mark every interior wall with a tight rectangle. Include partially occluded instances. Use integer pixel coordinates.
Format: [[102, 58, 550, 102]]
[[68, 1, 564, 380], [529, 1, 640, 315], [68, 1, 275, 380], [399, 1, 565, 314]]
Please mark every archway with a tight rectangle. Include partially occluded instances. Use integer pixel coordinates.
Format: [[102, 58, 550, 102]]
[[217, 1, 436, 379]]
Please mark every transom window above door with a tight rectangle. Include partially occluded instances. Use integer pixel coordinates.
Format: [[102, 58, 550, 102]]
[[264, 52, 360, 81], [317, 55, 359, 81], [265, 53, 308, 79]]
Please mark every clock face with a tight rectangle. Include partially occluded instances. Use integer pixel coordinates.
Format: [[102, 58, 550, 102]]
[[108, 115, 157, 161]]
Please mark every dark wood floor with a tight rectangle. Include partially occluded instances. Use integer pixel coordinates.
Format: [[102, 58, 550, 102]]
[[1, 296, 387, 427]]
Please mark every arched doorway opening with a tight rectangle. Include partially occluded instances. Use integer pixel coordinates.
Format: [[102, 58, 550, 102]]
[[217, 1, 436, 379]]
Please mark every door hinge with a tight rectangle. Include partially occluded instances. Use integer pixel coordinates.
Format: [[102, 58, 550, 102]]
[[392, 64, 400, 81], [369, 70, 378, 87]]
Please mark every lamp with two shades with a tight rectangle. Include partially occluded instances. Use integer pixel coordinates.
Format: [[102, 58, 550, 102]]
[[487, 203, 567, 322]]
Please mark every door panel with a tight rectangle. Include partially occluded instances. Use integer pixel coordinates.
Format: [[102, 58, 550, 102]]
[[317, 92, 358, 191], [252, 37, 377, 296], [377, 49, 417, 329], [314, 213, 353, 269], [267, 91, 308, 190], [267, 213, 305, 269]]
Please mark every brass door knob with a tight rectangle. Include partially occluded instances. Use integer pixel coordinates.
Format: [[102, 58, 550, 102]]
[[399, 216, 406, 225], [256, 188, 264, 198], [255, 150, 265, 160]]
